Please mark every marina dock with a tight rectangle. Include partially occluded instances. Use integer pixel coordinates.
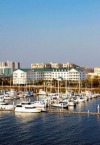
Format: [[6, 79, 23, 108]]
[[47, 110, 100, 115]]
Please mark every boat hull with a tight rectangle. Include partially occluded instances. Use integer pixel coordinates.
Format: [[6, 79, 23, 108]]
[[15, 107, 41, 113], [0, 104, 14, 111], [52, 103, 68, 108]]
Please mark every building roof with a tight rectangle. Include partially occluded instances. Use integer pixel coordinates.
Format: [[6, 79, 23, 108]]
[[32, 68, 68, 72], [32, 67, 83, 72], [15, 67, 84, 73], [20, 68, 31, 72]]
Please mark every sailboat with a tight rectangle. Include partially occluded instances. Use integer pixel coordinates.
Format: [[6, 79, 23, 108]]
[[51, 77, 68, 108]]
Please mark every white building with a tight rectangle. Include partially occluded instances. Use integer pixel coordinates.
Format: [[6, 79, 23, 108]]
[[13, 68, 86, 85], [13, 69, 28, 85], [87, 67, 100, 78], [13, 69, 44, 85], [94, 67, 100, 76]]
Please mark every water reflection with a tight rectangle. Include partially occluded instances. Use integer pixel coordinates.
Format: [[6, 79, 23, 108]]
[[0, 111, 13, 116], [75, 102, 85, 112], [15, 112, 40, 123], [68, 106, 75, 111], [96, 115, 100, 123]]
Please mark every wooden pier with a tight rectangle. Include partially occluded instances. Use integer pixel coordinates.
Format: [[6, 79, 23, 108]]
[[47, 109, 100, 115], [0, 108, 100, 115]]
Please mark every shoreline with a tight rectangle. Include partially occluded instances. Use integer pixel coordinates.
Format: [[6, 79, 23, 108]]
[[0, 85, 100, 93]]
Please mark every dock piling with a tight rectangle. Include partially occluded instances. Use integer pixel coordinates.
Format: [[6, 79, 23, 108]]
[[97, 104, 99, 113]]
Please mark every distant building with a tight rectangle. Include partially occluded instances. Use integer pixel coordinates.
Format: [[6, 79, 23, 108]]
[[0, 60, 20, 75], [50, 62, 63, 68], [62, 62, 79, 68], [87, 67, 100, 77], [94, 67, 100, 76], [31, 63, 45, 69], [0, 61, 6, 67], [0, 67, 12, 75], [6, 60, 20, 70], [31, 62, 79, 69], [14, 62, 20, 70]]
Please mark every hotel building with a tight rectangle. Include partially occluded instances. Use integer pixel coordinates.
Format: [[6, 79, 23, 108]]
[[13, 68, 86, 85]]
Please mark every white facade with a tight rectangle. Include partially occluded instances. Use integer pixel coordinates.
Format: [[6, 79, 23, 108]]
[[13, 69, 44, 85], [13, 68, 86, 85], [13, 69, 27, 85], [50, 68, 85, 81], [87, 67, 100, 77], [94, 67, 100, 76], [28, 70, 43, 81], [67, 68, 85, 80]]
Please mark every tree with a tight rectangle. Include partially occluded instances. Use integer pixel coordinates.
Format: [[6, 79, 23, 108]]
[[92, 76, 100, 87]]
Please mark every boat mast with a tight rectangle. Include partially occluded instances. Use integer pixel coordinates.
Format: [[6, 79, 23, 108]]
[[79, 72, 81, 93]]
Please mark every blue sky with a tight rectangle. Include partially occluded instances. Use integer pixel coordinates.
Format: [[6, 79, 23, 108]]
[[0, 0, 100, 68]]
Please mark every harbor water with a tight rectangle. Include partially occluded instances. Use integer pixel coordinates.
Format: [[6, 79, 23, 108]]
[[0, 97, 100, 145]]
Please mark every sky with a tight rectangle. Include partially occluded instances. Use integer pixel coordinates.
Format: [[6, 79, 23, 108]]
[[0, 0, 100, 68]]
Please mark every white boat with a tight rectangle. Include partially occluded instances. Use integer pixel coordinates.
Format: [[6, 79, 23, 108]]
[[22, 91, 31, 97], [5, 89, 17, 97], [15, 101, 41, 113], [51, 102, 68, 108], [4, 93, 13, 100], [13, 95, 20, 99], [0, 95, 4, 102], [68, 99, 76, 106], [0, 102, 15, 110], [77, 95, 85, 103], [31, 101, 46, 111], [85, 91, 93, 99], [37, 89, 46, 95], [21, 101, 34, 107], [15, 105, 41, 113]]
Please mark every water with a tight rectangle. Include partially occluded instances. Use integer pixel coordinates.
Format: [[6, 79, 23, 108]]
[[0, 97, 100, 145]]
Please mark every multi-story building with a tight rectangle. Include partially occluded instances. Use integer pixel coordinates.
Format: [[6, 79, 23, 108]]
[[44, 63, 51, 68], [31, 63, 45, 69], [13, 68, 86, 85], [87, 67, 100, 77], [62, 62, 79, 68], [0, 61, 6, 67], [0, 60, 20, 75], [13, 69, 28, 85], [0, 67, 12, 75], [94, 67, 100, 76], [31, 62, 79, 69], [6, 60, 20, 70], [0, 60, 20, 70], [31, 63, 52, 69], [50, 62, 63, 68], [13, 69, 44, 85]]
